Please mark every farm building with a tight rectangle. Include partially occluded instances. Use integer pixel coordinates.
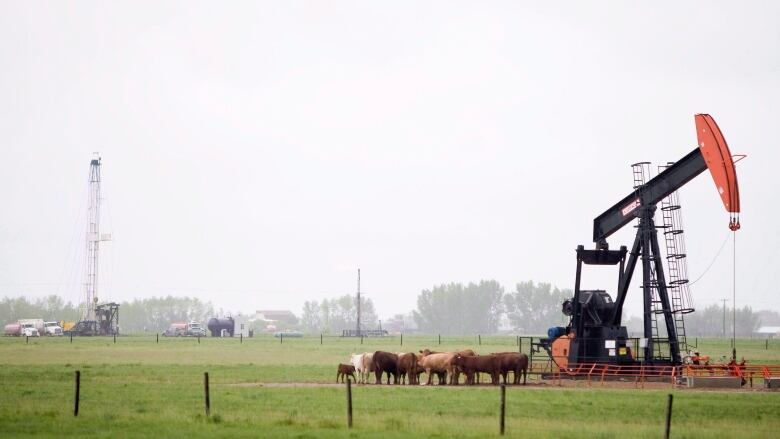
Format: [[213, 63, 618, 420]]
[[754, 326, 780, 338]]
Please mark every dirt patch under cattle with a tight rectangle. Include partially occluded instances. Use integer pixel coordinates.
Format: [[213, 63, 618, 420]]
[[224, 379, 774, 392]]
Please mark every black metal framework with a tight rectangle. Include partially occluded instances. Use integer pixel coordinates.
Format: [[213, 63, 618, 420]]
[[565, 147, 710, 366]]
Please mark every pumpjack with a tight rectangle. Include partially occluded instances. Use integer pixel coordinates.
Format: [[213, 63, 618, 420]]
[[544, 114, 741, 368]]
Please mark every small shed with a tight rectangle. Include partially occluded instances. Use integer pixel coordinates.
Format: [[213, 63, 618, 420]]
[[234, 314, 250, 338], [754, 326, 780, 339]]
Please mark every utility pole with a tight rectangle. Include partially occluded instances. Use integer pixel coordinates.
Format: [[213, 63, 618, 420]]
[[356, 269, 361, 337], [721, 299, 728, 338]]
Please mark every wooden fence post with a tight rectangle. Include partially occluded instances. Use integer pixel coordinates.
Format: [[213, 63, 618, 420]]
[[400, 333, 403, 346], [664, 394, 673, 439], [438, 334, 441, 345], [240, 333, 243, 343], [320, 333, 323, 345], [204, 372, 211, 417], [479, 335, 481, 346], [346, 378, 353, 428], [156, 333, 159, 343], [74, 370, 80, 417], [499, 384, 506, 435]]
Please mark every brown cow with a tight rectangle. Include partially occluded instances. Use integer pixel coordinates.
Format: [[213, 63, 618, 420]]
[[492, 352, 529, 385], [337, 363, 356, 383], [373, 351, 399, 384], [396, 353, 420, 385], [452, 354, 501, 385]]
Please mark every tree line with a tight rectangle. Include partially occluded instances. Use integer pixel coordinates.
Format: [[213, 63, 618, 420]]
[[2, 287, 773, 336]]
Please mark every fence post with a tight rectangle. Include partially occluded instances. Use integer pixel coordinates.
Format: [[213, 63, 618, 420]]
[[240, 333, 243, 343], [204, 372, 211, 417], [479, 335, 481, 346], [113, 333, 116, 344], [74, 370, 80, 417], [438, 334, 441, 345], [360, 335, 363, 345], [400, 333, 403, 346], [26, 335, 29, 344], [280, 333, 283, 344], [156, 333, 159, 343], [499, 384, 506, 435], [664, 394, 673, 439], [346, 378, 353, 428], [766, 339, 769, 350], [519, 337, 523, 353], [320, 333, 323, 345], [198, 335, 201, 344], [70, 332, 73, 343]]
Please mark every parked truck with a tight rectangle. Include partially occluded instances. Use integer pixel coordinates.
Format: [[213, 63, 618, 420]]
[[163, 321, 206, 337], [43, 321, 63, 336], [18, 319, 45, 334], [4, 322, 40, 337]]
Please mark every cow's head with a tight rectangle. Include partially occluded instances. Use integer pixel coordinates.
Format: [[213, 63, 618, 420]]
[[419, 349, 434, 357]]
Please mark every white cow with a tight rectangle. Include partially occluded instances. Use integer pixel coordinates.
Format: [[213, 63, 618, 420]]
[[350, 353, 365, 383]]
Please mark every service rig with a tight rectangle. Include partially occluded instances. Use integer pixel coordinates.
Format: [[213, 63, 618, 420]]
[[544, 114, 741, 368]]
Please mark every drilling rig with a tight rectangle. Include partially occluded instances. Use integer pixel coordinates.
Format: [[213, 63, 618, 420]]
[[544, 114, 741, 368], [68, 154, 119, 336]]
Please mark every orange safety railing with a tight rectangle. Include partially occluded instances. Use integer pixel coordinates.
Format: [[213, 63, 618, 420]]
[[546, 362, 780, 386]]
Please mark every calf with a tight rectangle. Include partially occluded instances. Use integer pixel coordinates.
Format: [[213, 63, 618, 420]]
[[373, 351, 399, 385], [337, 363, 356, 383], [452, 354, 501, 385]]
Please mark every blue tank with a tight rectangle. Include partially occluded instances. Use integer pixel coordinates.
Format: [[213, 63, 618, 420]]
[[547, 326, 566, 339]]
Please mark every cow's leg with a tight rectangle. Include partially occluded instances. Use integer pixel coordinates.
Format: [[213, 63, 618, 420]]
[[375, 369, 382, 385], [425, 368, 433, 386], [337, 371, 341, 383]]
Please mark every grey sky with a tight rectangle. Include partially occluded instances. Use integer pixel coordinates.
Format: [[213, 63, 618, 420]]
[[1, 1, 778, 321]]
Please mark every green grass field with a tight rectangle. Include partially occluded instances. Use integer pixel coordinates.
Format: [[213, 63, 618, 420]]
[[1, 335, 778, 438]]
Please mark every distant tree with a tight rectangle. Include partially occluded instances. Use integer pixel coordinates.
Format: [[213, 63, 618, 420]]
[[299, 295, 378, 333], [300, 301, 322, 332], [0, 295, 79, 324], [681, 304, 760, 337], [503, 281, 570, 334], [413, 280, 504, 335]]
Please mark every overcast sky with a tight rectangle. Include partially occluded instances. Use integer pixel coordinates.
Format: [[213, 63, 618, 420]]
[[1, 1, 778, 322]]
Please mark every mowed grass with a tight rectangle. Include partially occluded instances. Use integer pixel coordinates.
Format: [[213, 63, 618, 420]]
[[1, 335, 779, 438]]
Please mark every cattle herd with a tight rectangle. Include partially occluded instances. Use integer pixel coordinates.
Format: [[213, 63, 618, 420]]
[[338, 349, 529, 386]]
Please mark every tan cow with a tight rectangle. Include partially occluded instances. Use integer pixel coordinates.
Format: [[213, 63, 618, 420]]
[[417, 352, 456, 385], [419, 349, 476, 384], [361, 352, 375, 384]]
